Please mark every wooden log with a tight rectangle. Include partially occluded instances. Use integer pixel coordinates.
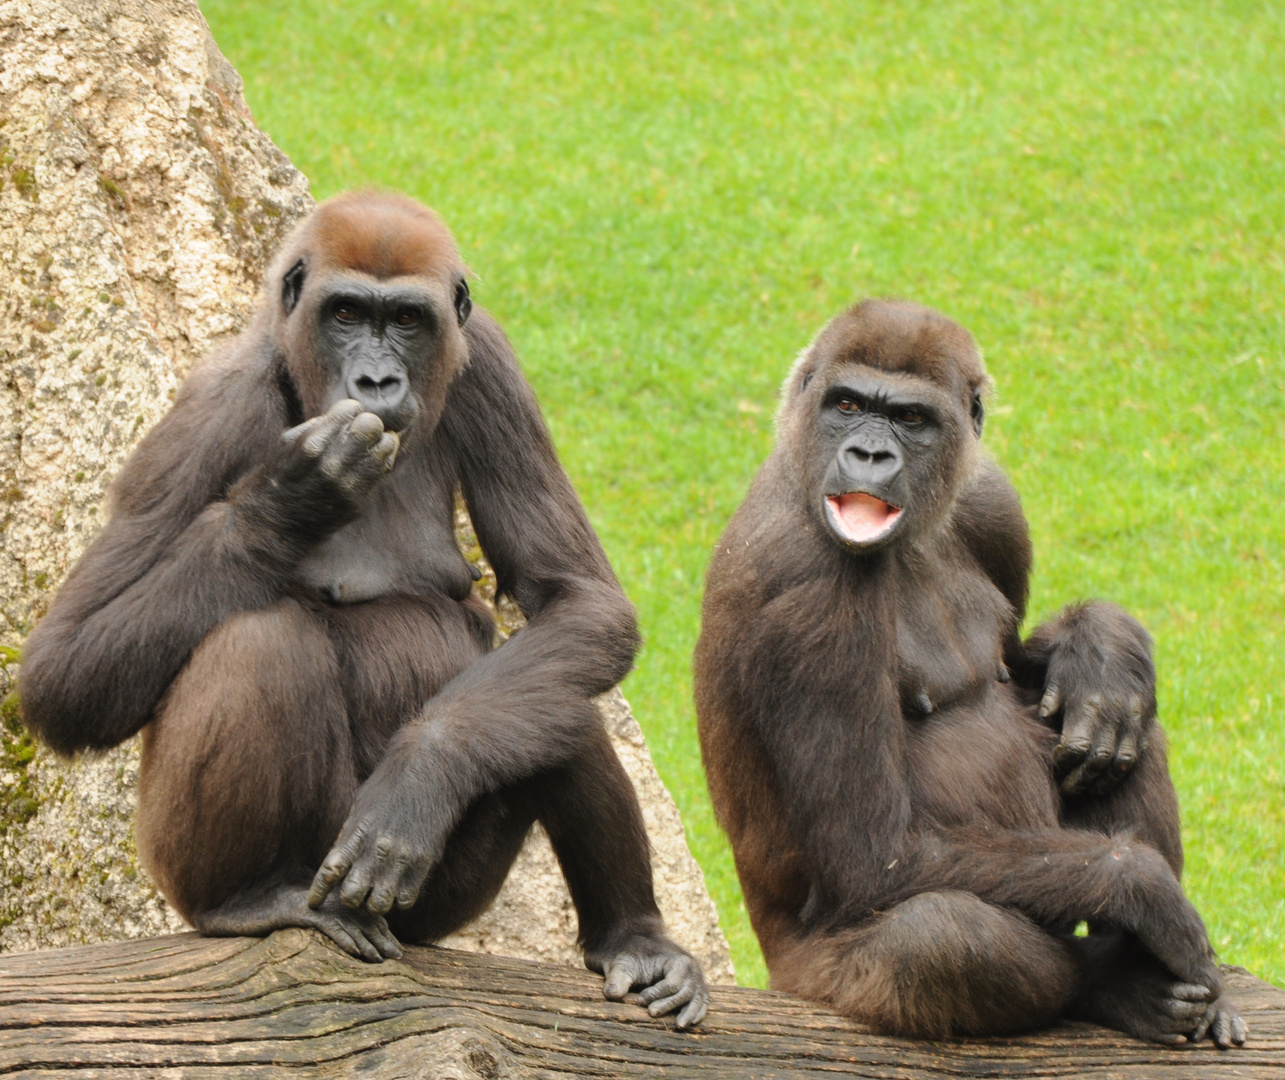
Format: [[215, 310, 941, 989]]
[[1, 930, 1282, 1078]]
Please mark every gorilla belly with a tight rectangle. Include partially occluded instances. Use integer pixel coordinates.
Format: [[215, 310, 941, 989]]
[[907, 690, 1060, 831]]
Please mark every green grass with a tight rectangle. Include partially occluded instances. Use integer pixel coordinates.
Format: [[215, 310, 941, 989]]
[[202, 0, 1284, 988]]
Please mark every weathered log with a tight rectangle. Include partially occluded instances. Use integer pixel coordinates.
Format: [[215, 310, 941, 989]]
[[1, 932, 1281, 1078]]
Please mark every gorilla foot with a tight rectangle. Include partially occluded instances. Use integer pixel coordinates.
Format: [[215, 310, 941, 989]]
[[585, 931, 709, 1029], [1191, 994, 1249, 1049], [1073, 942, 1246, 1047], [194, 883, 403, 963]]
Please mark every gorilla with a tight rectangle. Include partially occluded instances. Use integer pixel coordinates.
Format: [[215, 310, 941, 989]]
[[695, 299, 1242, 1045], [21, 191, 708, 1029]]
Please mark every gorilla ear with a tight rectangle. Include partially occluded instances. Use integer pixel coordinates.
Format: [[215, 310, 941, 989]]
[[971, 391, 985, 437], [454, 278, 472, 325], [281, 259, 306, 316]]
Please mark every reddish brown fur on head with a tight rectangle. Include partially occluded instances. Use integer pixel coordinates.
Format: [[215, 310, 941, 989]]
[[304, 191, 465, 281]]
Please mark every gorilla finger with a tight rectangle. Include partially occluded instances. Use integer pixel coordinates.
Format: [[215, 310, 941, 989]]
[[308, 847, 357, 908], [1038, 682, 1062, 720], [318, 918, 377, 962], [327, 399, 365, 422], [394, 859, 431, 910], [603, 959, 639, 1001], [1129, 693, 1146, 727], [338, 858, 378, 910], [346, 925, 386, 964], [303, 401, 363, 455], [1164, 999, 1209, 1026], [646, 983, 695, 1019], [347, 410, 386, 443], [1053, 709, 1098, 774], [374, 431, 400, 471], [676, 989, 709, 1030], [283, 414, 326, 451], [1170, 983, 1211, 1002], [637, 971, 686, 1006], [1190, 1010, 1212, 1044], [369, 847, 416, 915], [366, 878, 399, 917], [1111, 730, 1140, 780], [1225, 1014, 1249, 1047], [362, 915, 403, 960], [1074, 723, 1120, 786]]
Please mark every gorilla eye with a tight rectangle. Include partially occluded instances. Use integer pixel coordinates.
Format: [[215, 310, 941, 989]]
[[900, 409, 926, 425], [333, 305, 361, 324], [393, 309, 422, 328], [837, 398, 864, 414]]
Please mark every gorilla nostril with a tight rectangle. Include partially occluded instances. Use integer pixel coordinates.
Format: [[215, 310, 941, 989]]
[[353, 375, 405, 402]]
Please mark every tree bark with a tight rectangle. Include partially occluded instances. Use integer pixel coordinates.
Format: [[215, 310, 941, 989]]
[[1, 931, 1282, 1079]]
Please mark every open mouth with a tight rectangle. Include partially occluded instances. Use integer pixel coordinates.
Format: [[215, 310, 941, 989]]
[[825, 492, 903, 545]]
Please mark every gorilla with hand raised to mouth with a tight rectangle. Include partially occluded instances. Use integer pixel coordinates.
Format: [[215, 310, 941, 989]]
[[21, 191, 708, 1030]]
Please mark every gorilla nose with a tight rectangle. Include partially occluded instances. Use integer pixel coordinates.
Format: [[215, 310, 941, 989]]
[[348, 372, 408, 416], [841, 437, 903, 486]]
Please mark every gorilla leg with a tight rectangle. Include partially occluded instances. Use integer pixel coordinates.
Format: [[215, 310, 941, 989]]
[[539, 714, 661, 951], [387, 789, 537, 944], [1057, 734, 1245, 1045], [137, 599, 399, 959], [393, 712, 708, 1026], [540, 717, 708, 1026], [774, 891, 1078, 1038], [389, 711, 661, 950]]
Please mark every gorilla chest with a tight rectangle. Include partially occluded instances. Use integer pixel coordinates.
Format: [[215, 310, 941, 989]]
[[293, 481, 475, 605], [893, 557, 1010, 716]]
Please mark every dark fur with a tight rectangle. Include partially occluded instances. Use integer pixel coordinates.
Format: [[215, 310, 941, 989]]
[[21, 191, 707, 1028], [695, 299, 1243, 1045]]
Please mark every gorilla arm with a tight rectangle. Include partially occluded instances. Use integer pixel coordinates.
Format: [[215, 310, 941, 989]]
[[952, 460, 1158, 796], [696, 472, 914, 925], [309, 312, 707, 1026], [20, 348, 397, 756]]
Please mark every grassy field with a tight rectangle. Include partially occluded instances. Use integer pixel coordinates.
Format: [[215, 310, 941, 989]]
[[201, 0, 1284, 988]]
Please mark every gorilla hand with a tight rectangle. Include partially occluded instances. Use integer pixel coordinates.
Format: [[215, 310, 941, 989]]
[[242, 399, 400, 539], [586, 931, 710, 1030], [1036, 603, 1157, 796], [307, 747, 449, 921]]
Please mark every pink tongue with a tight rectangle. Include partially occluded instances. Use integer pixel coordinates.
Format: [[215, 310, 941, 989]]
[[828, 493, 902, 542]]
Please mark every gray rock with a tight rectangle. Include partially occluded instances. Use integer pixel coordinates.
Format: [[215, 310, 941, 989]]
[[0, 0, 733, 985]]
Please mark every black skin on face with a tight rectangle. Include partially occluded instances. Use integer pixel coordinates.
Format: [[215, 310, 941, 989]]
[[18, 191, 708, 1030], [695, 298, 1244, 1047], [311, 279, 463, 434], [815, 371, 955, 552]]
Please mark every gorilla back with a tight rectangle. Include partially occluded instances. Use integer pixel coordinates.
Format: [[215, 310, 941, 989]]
[[21, 191, 708, 1029], [695, 299, 1243, 1046]]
